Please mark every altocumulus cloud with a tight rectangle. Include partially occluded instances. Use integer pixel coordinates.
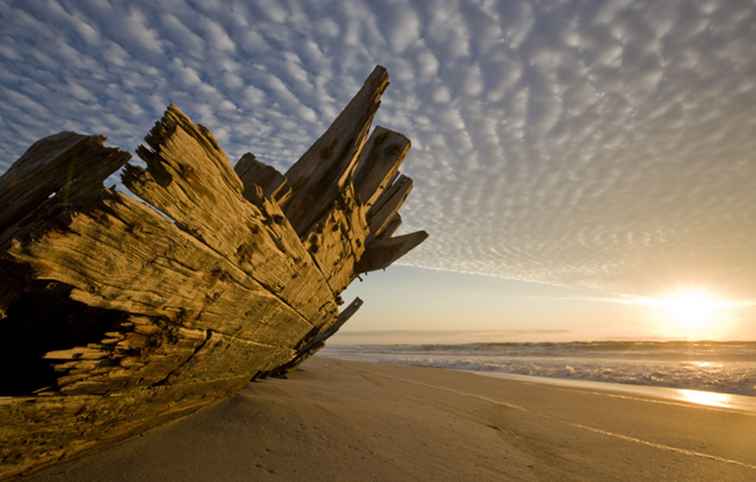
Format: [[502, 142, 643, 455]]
[[1, 0, 756, 297]]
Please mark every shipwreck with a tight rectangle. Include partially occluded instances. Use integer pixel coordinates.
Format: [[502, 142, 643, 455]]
[[0, 66, 426, 478]]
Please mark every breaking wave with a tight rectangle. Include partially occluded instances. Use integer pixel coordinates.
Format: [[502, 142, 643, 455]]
[[322, 341, 756, 396]]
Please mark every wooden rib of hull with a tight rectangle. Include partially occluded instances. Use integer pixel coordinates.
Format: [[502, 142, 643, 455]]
[[0, 66, 427, 479]]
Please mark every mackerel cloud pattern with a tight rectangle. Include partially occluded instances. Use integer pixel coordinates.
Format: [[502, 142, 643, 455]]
[[2, 0, 756, 296]]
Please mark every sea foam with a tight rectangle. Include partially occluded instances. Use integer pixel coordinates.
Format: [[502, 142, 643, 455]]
[[322, 341, 756, 396]]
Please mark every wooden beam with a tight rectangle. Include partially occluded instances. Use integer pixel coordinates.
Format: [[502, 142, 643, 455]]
[[283, 66, 389, 237], [353, 127, 410, 209], [303, 184, 368, 295], [356, 231, 428, 274], [122, 105, 338, 329], [0, 132, 129, 234], [234, 153, 291, 205], [321, 297, 362, 340], [302, 297, 363, 352], [367, 175, 413, 238], [378, 213, 402, 239], [6, 190, 316, 347], [266, 297, 363, 377]]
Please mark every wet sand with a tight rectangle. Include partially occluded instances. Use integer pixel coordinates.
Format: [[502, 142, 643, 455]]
[[26, 358, 756, 481]]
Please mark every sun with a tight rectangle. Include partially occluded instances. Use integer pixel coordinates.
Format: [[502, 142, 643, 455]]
[[645, 288, 738, 340]]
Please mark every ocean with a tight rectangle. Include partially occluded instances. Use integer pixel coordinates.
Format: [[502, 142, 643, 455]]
[[322, 340, 756, 397]]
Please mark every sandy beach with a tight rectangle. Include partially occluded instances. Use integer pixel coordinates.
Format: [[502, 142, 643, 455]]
[[25, 357, 756, 482]]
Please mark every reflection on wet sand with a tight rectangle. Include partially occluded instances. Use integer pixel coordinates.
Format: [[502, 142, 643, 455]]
[[464, 371, 756, 414], [677, 389, 733, 409]]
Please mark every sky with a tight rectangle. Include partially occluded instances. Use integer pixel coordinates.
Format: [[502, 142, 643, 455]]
[[2, 0, 756, 340]]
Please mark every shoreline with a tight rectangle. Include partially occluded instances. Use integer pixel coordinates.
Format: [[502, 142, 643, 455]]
[[321, 342, 756, 399], [463, 370, 756, 414], [26, 357, 756, 481], [322, 352, 756, 413]]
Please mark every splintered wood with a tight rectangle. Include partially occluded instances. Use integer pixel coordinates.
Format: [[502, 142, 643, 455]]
[[0, 65, 427, 479]]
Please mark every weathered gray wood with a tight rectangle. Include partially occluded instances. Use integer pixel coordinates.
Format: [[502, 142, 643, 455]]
[[356, 231, 429, 274], [284, 66, 389, 237], [353, 127, 410, 208], [368, 175, 413, 238]]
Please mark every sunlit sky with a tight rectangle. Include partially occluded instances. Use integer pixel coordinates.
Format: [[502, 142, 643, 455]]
[[2, 0, 756, 340]]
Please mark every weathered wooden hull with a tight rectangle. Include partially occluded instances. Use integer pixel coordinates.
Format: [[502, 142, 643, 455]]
[[0, 66, 426, 479]]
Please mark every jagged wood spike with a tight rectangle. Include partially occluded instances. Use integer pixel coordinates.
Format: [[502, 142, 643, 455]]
[[42, 316, 294, 396], [300, 297, 363, 354], [357, 231, 429, 274], [122, 104, 338, 329], [378, 213, 402, 239], [321, 296, 363, 340], [0, 132, 130, 234], [368, 175, 413, 238], [44, 317, 207, 394], [353, 127, 410, 209], [283, 66, 389, 237], [234, 153, 291, 204], [266, 297, 364, 376]]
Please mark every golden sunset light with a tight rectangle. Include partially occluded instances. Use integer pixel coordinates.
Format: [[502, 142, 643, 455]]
[[640, 288, 745, 339], [4, 1, 756, 480]]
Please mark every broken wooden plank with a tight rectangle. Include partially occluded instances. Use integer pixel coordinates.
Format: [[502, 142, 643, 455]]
[[235, 182, 341, 312], [353, 127, 410, 209], [7, 190, 317, 347], [0, 133, 129, 233], [367, 174, 413, 238], [122, 105, 338, 329], [44, 317, 208, 395], [304, 183, 368, 294], [356, 231, 429, 274], [283, 66, 389, 237], [234, 152, 291, 203], [314, 297, 363, 345], [164, 331, 295, 386], [265, 297, 363, 377], [0, 132, 129, 234], [378, 213, 402, 239]]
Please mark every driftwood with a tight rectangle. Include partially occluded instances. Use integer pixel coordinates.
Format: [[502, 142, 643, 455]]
[[0, 66, 426, 479]]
